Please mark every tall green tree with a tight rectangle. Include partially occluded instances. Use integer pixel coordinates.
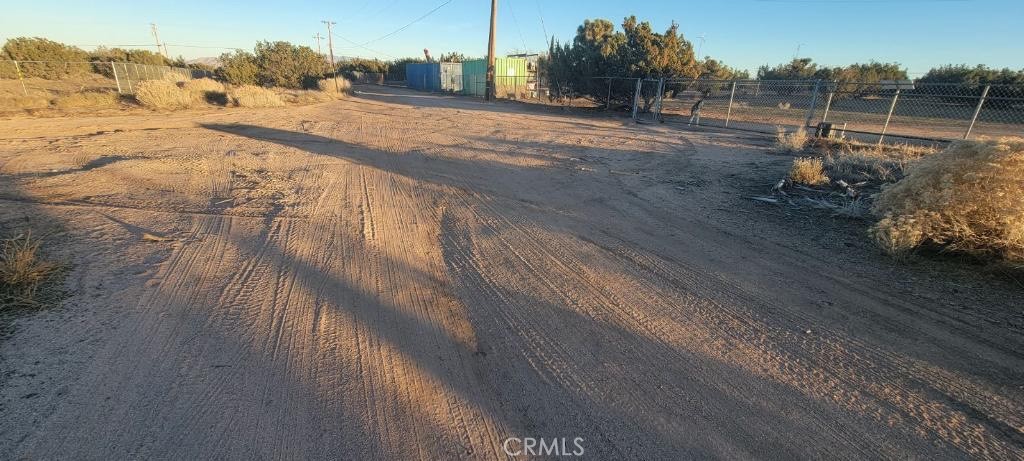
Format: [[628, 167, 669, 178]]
[[252, 41, 324, 88], [544, 16, 698, 109], [2, 37, 90, 78], [216, 50, 259, 85]]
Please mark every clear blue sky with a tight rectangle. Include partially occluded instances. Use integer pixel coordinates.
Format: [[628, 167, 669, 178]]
[[2, 0, 1021, 75]]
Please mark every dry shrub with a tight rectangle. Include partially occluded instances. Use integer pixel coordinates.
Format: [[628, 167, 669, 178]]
[[774, 126, 808, 152], [1, 233, 59, 309], [183, 78, 227, 105], [134, 80, 192, 110], [53, 91, 119, 110], [789, 157, 829, 185], [1, 94, 51, 110], [229, 85, 284, 108], [316, 77, 352, 95], [160, 71, 188, 83], [870, 137, 1024, 263], [278, 89, 334, 105], [816, 138, 938, 185]]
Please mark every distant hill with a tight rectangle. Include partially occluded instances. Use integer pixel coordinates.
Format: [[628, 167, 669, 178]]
[[186, 56, 222, 68]]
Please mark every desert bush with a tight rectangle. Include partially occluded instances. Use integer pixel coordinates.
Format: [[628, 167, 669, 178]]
[[817, 139, 938, 185], [134, 80, 192, 110], [253, 41, 323, 89], [217, 50, 259, 86], [544, 17, 701, 108], [774, 126, 808, 152], [2, 37, 90, 79], [1, 233, 59, 309], [229, 85, 284, 107], [1, 94, 51, 110], [277, 89, 333, 105], [869, 137, 1024, 263], [316, 77, 351, 94], [53, 91, 119, 110], [789, 157, 829, 185], [183, 78, 227, 104]]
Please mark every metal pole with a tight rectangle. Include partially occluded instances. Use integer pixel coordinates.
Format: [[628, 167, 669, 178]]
[[606, 78, 612, 110], [655, 77, 666, 121], [725, 80, 736, 127], [964, 84, 990, 140], [804, 79, 821, 128], [13, 60, 27, 96], [123, 64, 133, 94], [111, 62, 122, 94], [322, 21, 338, 92], [631, 78, 642, 120], [486, 0, 498, 101], [879, 88, 900, 145], [821, 80, 836, 122]]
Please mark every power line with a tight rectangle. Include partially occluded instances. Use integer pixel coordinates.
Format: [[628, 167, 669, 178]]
[[535, 0, 549, 47], [359, 0, 454, 46], [331, 32, 396, 59], [505, 0, 529, 53]]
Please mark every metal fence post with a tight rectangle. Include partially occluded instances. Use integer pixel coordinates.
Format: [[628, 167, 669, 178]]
[[111, 62, 122, 94], [879, 88, 901, 145], [606, 78, 612, 110], [13, 60, 28, 96], [821, 80, 836, 123], [123, 63, 133, 94], [725, 80, 737, 127], [631, 78, 642, 120], [804, 79, 822, 128], [653, 78, 665, 121], [964, 84, 990, 140]]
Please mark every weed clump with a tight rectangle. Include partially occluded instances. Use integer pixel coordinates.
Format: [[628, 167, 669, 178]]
[[789, 157, 829, 185], [228, 85, 284, 108], [316, 77, 352, 95], [870, 137, 1024, 264], [134, 80, 192, 110], [1, 233, 60, 309]]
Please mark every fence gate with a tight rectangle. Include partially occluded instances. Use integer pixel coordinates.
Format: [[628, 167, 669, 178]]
[[633, 78, 664, 123]]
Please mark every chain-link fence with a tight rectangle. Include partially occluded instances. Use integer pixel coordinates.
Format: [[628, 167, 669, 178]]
[[1, 60, 214, 98], [627, 78, 1023, 143]]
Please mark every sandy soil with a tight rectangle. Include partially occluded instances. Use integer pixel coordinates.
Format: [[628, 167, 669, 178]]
[[0, 85, 1021, 460]]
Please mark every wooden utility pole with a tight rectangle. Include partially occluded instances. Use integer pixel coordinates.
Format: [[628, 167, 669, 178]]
[[313, 33, 325, 74], [150, 23, 166, 58], [313, 33, 323, 56], [486, 0, 497, 101], [322, 21, 339, 92]]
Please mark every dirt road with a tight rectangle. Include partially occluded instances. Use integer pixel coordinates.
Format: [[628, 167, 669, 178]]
[[1, 85, 1021, 459]]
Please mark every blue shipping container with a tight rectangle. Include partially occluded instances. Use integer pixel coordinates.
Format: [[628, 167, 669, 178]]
[[406, 62, 441, 91]]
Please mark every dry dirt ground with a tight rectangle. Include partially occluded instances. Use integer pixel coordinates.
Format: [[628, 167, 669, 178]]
[[0, 85, 1021, 460]]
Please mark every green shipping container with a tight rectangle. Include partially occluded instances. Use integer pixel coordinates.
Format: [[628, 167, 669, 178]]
[[461, 57, 529, 98]]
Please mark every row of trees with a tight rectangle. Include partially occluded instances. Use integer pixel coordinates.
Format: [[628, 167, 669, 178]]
[[216, 41, 324, 88], [1, 37, 187, 79]]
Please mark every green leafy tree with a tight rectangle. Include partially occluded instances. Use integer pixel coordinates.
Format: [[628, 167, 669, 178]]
[[919, 64, 1024, 108], [338, 58, 389, 74], [252, 41, 324, 88], [757, 58, 818, 80], [699, 57, 750, 80], [438, 52, 467, 63], [544, 16, 698, 109], [216, 50, 259, 85], [2, 37, 90, 79], [386, 57, 425, 81]]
